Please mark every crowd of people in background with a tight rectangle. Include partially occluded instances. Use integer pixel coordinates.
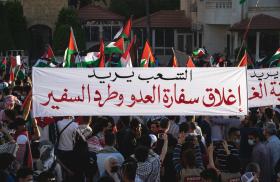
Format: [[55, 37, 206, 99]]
[[1, 77, 280, 182]]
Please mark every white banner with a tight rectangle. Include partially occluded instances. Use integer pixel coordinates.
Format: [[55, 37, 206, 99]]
[[32, 67, 247, 117], [248, 68, 280, 108]]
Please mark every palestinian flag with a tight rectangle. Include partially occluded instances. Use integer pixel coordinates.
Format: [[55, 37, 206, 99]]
[[22, 90, 32, 120], [42, 45, 58, 66], [193, 48, 205, 57], [64, 27, 78, 67], [268, 48, 280, 67], [238, 50, 252, 67], [120, 35, 136, 67], [172, 54, 178, 67], [34, 59, 55, 67], [105, 37, 124, 55], [80, 52, 100, 67], [9, 56, 18, 84], [0, 57, 7, 77], [99, 39, 105, 67], [114, 18, 132, 40], [186, 56, 195, 67], [240, 0, 246, 4], [140, 41, 155, 67], [17, 64, 26, 80]]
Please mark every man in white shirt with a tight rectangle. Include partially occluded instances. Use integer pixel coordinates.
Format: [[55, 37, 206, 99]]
[[56, 117, 78, 181]]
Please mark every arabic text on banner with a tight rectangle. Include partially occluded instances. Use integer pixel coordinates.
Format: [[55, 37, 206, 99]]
[[32, 67, 248, 117], [248, 68, 280, 108]]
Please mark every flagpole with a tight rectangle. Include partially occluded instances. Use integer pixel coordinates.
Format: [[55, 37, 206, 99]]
[[70, 27, 82, 66], [235, 0, 260, 64]]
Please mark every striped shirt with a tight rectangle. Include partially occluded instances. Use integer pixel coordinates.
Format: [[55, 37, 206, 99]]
[[214, 141, 239, 172]]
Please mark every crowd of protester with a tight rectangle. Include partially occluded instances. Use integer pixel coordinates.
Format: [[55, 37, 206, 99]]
[[1, 77, 280, 182]]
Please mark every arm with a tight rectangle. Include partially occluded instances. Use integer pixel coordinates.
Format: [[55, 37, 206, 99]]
[[160, 133, 168, 162], [31, 118, 40, 140], [173, 132, 186, 174]]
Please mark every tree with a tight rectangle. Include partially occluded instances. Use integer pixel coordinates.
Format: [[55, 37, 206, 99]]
[[5, 1, 28, 50], [0, 3, 14, 52], [53, 8, 85, 54]]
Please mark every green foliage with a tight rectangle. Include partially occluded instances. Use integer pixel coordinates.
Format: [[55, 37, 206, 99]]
[[109, 0, 180, 18], [0, 3, 14, 51], [53, 8, 85, 54], [0, 1, 28, 52]]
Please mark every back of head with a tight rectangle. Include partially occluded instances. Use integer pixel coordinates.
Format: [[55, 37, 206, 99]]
[[134, 145, 149, 162], [121, 158, 138, 181], [179, 122, 189, 133], [159, 117, 170, 130], [265, 108, 273, 120], [92, 117, 109, 134], [130, 118, 140, 129], [264, 122, 277, 136], [138, 134, 152, 148], [104, 130, 115, 146]]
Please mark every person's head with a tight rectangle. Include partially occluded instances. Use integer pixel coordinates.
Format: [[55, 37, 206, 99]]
[[182, 149, 196, 169], [3, 109, 16, 123], [130, 118, 142, 138], [134, 145, 149, 162], [92, 117, 109, 135], [159, 117, 170, 133], [263, 122, 277, 139], [179, 122, 190, 133], [228, 127, 240, 144], [264, 107, 274, 121], [248, 130, 262, 146], [246, 162, 260, 179], [138, 134, 152, 149], [226, 155, 241, 173], [147, 119, 160, 134], [185, 116, 195, 123], [121, 158, 138, 182], [189, 122, 196, 133], [104, 130, 116, 147], [17, 168, 33, 182], [200, 168, 219, 182], [104, 156, 120, 175], [13, 117, 27, 132]]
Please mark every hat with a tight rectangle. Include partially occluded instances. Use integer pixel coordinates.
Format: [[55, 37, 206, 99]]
[[241, 172, 254, 182], [149, 134, 157, 147], [264, 122, 277, 134]]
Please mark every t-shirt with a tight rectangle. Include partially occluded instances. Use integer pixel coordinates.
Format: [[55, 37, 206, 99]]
[[57, 119, 78, 151]]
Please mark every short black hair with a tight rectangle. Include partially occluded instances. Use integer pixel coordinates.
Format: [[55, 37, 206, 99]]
[[138, 134, 152, 148], [265, 108, 273, 120], [16, 168, 33, 179], [134, 145, 149, 162], [160, 117, 170, 129], [121, 158, 138, 181], [248, 130, 261, 139], [104, 130, 115, 146], [130, 118, 140, 129], [228, 127, 240, 137], [179, 122, 189, 133]]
